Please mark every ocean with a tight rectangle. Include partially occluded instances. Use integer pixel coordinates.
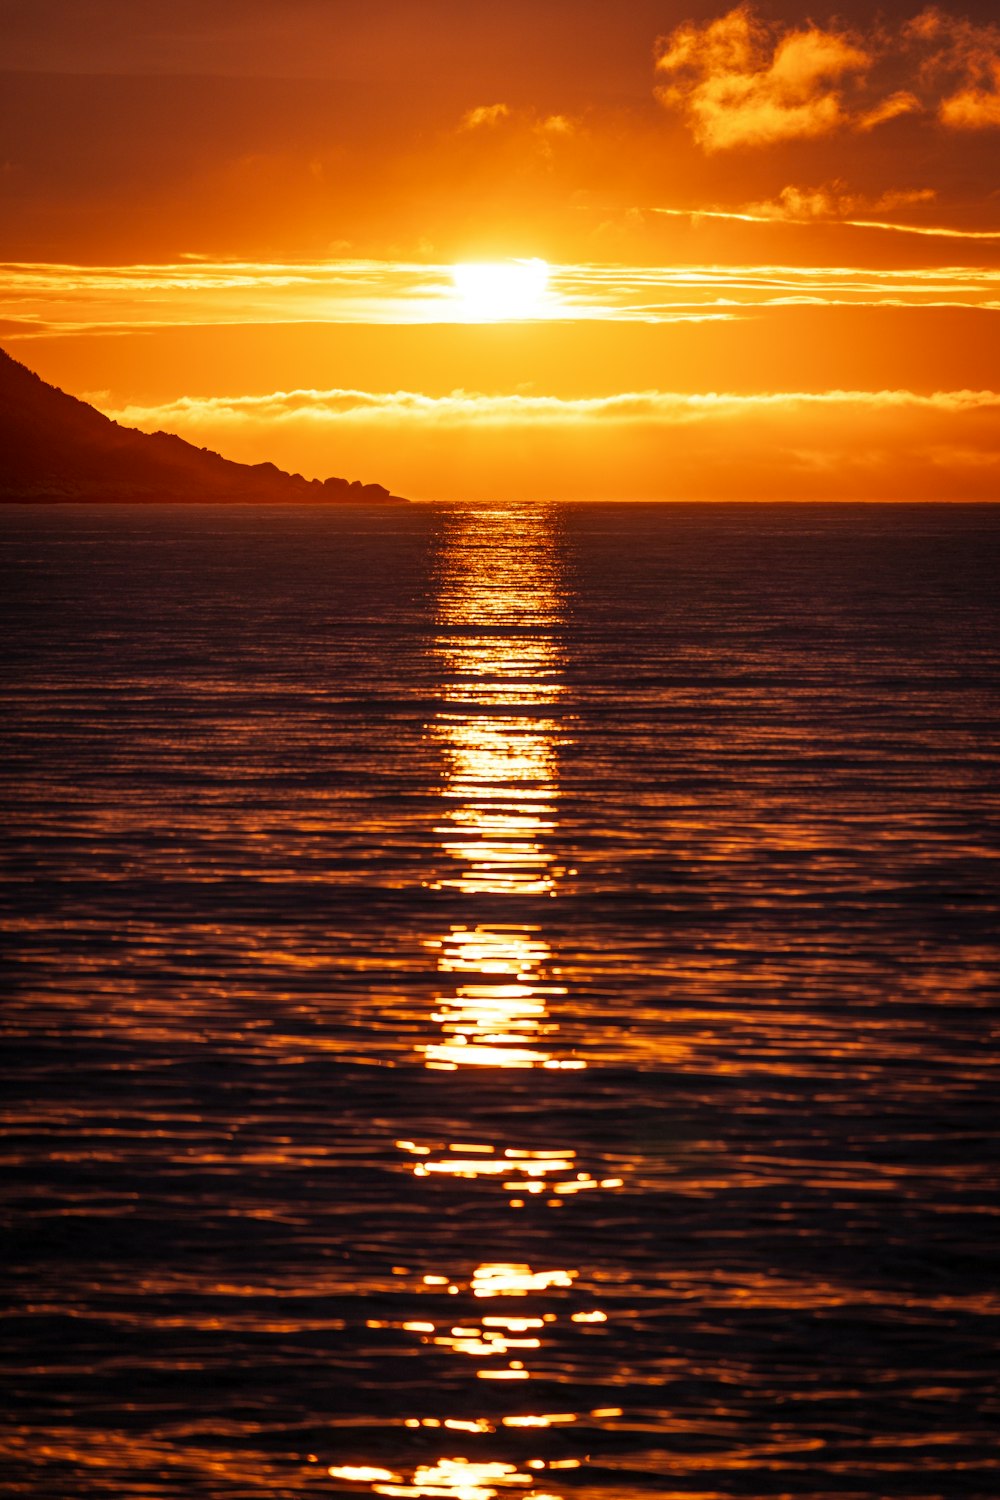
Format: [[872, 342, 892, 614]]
[[2, 501, 998, 1499]]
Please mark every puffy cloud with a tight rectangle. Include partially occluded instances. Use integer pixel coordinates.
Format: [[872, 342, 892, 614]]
[[903, 7, 1000, 127], [940, 84, 1000, 127], [938, 62, 1000, 127], [654, 5, 872, 149], [656, 6, 1000, 149]]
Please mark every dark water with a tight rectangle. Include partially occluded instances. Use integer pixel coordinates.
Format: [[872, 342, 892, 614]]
[[2, 502, 998, 1500]]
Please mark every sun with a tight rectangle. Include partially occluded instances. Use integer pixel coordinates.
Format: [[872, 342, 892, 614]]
[[450, 258, 550, 321]]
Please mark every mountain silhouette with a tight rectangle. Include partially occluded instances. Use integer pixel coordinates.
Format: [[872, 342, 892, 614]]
[[0, 349, 406, 503]]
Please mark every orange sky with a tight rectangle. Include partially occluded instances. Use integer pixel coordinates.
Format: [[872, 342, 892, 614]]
[[2, 0, 999, 499]]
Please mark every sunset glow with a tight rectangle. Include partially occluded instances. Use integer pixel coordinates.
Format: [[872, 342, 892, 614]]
[[2, 1, 998, 500], [4, 7, 999, 1499]]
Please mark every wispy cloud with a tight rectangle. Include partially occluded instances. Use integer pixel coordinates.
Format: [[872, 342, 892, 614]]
[[856, 91, 923, 131], [3, 257, 999, 341], [652, 191, 1000, 242], [561, 260, 1000, 313]]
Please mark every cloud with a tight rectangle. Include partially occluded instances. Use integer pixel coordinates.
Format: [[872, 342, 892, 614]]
[[536, 114, 574, 137], [741, 182, 938, 222], [460, 103, 511, 130], [939, 84, 1000, 127], [655, 5, 1000, 149], [732, 181, 1000, 240], [857, 91, 922, 130], [938, 64, 1000, 128], [101, 384, 1000, 502], [457, 103, 577, 153], [650, 202, 1000, 246], [903, 7, 1000, 127], [654, 5, 872, 149], [5, 258, 999, 345], [105, 386, 1000, 429], [529, 112, 578, 162]]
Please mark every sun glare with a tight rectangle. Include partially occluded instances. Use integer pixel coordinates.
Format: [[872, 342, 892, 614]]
[[450, 258, 550, 321]]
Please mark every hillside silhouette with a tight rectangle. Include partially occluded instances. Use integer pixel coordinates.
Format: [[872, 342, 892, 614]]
[[0, 350, 405, 503]]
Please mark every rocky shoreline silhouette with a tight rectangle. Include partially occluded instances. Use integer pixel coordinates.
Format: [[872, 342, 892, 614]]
[[0, 350, 407, 503]]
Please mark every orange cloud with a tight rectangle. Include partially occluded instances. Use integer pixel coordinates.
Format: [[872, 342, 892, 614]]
[[6, 258, 999, 349], [940, 84, 1000, 127], [537, 114, 574, 137], [651, 202, 1000, 246], [654, 5, 872, 149], [461, 103, 511, 129], [904, 7, 1000, 128], [939, 63, 1000, 128], [656, 6, 1000, 148], [857, 90, 922, 130], [101, 385, 1000, 503], [743, 183, 937, 222], [458, 103, 576, 150], [106, 386, 1000, 427]]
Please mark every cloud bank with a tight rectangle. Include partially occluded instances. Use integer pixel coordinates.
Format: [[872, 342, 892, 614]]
[[101, 385, 1000, 503], [108, 386, 1000, 426]]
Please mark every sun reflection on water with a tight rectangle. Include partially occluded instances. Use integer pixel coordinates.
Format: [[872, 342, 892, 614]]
[[431, 702, 562, 899], [418, 925, 577, 1071], [336, 509, 620, 1500], [423, 509, 580, 1068], [330, 1456, 564, 1500], [429, 513, 567, 910]]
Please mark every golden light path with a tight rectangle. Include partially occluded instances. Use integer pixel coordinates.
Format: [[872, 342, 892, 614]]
[[328, 508, 623, 1500], [422, 506, 580, 1074]]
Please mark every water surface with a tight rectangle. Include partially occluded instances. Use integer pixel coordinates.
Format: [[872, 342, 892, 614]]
[[2, 501, 998, 1499]]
